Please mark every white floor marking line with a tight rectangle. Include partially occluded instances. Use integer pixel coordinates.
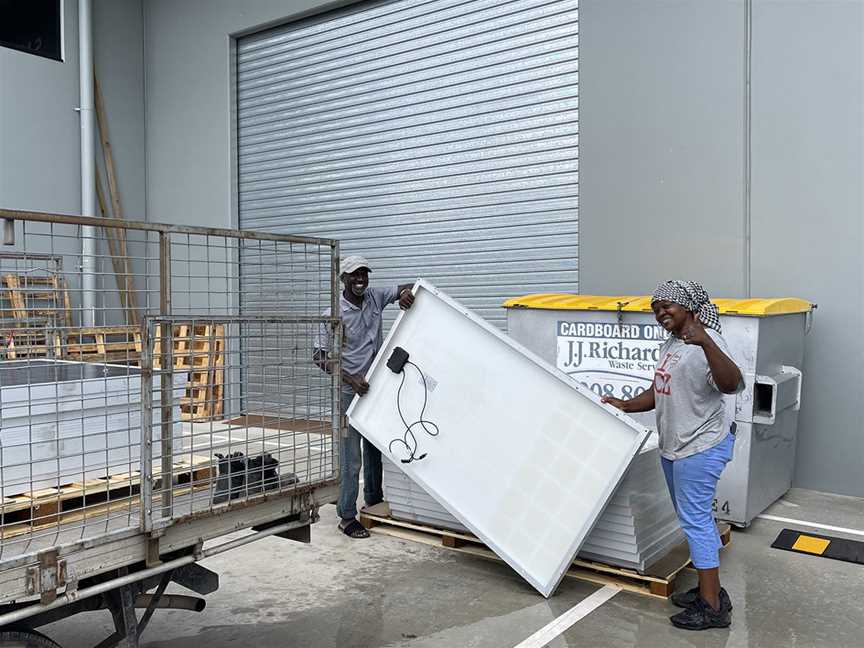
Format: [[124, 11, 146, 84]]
[[512, 585, 621, 648], [757, 514, 864, 538]]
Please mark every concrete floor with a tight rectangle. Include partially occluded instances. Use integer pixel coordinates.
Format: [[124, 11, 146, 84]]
[[44, 488, 864, 648]]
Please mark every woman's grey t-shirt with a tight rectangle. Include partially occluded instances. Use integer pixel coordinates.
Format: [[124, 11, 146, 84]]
[[654, 329, 743, 460]]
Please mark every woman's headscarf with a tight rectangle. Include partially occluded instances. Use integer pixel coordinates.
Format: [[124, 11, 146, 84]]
[[651, 280, 721, 333]]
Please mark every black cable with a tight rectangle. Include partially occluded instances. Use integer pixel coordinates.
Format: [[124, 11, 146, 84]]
[[388, 360, 439, 463]]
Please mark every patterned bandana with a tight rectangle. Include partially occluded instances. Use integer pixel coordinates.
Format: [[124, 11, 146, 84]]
[[651, 280, 721, 333]]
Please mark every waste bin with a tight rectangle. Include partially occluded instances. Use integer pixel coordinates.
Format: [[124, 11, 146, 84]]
[[504, 294, 814, 527]]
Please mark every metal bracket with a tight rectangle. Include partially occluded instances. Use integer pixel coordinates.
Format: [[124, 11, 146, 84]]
[[145, 537, 162, 568], [781, 365, 803, 412], [26, 549, 67, 605], [752, 366, 803, 425], [192, 539, 205, 561]]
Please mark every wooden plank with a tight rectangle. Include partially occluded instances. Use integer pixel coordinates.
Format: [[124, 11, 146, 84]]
[[223, 415, 331, 435], [3, 275, 27, 320], [68, 326, 138, 336], [94, 73, 139, 327], [96, 170, 130, 325], [371, 525, 673, 600]]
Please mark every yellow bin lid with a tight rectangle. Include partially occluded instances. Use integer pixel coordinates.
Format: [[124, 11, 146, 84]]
[[502, 294, 813, 316]]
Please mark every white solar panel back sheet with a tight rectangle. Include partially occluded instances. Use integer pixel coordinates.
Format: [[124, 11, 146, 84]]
[[348, 280, 650, 597]]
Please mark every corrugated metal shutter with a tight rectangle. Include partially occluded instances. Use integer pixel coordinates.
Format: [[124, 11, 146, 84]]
[[237, 0, 578, 328]]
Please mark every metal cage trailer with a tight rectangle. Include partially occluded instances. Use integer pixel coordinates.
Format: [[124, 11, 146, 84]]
[[0, 208, 343, 647]]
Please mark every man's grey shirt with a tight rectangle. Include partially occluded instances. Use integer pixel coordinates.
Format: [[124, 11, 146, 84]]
[[317, 286, 399, 394]]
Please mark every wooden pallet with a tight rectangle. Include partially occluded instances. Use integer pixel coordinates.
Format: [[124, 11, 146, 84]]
[[1, 325, 61, 359], [359, 503, 732, 599], [173, 324, 225, 421], [64, 326, 142, 363], [0, 455, 214, 540], [0, 256, 73, 358], [1, 274, 72, 328]]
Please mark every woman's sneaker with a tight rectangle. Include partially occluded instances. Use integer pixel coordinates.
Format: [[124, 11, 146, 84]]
[[671, 586, 732, 611], [670, 595, 732, 630]]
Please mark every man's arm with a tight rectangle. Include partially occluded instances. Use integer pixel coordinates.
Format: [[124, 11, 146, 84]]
[[312, 348, 369, 395]]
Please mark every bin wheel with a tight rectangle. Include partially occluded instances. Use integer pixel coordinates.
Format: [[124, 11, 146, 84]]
[[0, 629, 63, 648]]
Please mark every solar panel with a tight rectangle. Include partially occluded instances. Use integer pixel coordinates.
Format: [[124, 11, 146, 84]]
[[348, 280, 650, 596]]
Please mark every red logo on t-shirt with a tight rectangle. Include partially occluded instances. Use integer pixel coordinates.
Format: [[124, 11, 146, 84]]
[[654, 351, 678, 396], [654, 369, 672, 395]]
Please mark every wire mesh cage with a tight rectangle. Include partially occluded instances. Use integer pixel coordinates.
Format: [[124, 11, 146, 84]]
[[0, 209, 341, 560]]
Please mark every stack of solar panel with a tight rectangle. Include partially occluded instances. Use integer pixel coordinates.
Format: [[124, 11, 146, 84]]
[[383, 435, 684, 574]]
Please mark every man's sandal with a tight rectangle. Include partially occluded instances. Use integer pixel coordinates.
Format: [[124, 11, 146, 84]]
[[339, 519, 370, 539]]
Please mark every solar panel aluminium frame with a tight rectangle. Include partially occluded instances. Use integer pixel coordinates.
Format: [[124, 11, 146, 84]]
[[348, 279, 651, 597]]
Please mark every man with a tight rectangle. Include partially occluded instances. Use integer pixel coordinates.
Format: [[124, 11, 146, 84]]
[[313, 255, 415, 538]]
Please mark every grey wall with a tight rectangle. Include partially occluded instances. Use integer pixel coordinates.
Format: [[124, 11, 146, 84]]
[[580, 0, 746, 297], [29, 0, 853, 496], [749, 2, 864, 496], [93, 0, 150, 319], [0, 0, 81, 215], [143, 0, 353, 228], [0, 0, 148, 325], [581, 0, 864, 496], [0, 1, 83, 320]]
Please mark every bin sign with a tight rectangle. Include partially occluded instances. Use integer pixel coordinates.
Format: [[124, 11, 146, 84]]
[[556, 320, 666, 400]]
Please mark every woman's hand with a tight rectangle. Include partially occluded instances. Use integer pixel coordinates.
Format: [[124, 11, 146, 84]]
[[601, 388, 656, 413], [680, 318, 710, 346], [601, 395, 627, 410]]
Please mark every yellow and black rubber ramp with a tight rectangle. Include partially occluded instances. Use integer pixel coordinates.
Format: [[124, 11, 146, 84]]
[[772, 528, 864, 565]]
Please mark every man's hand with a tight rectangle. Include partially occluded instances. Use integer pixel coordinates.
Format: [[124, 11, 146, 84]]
[[344, 373, 370, 396], [680, 318, 710, 347], [399, 288, 415, 310]]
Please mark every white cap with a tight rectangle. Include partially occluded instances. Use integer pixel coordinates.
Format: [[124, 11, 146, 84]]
[[340, 255, 372, 276]]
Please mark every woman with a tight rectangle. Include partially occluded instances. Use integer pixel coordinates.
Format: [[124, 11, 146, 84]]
[[602, 280, 742, 631]]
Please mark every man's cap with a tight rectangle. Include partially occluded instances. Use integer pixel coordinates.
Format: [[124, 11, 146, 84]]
[[340, 255, 372, 276]]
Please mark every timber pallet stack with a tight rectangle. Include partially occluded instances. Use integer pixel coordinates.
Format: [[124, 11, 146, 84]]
[[359, 503, 732, 600], [0, 272, 72, 359], [64, 326, 142, 363], [156, 323, 225, 422]]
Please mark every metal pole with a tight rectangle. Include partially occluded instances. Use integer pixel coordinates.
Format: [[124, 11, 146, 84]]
[[140, 319, 154, 532], [79, 0, 97, 326], [330, 242, 342, 481], [159, 233, 173, 521], [742, 0, 753, 298], [0, 208, 335, 246]]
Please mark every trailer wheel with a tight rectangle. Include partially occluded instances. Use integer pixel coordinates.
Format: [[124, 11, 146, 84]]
[[0, 629, 63, 648]]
